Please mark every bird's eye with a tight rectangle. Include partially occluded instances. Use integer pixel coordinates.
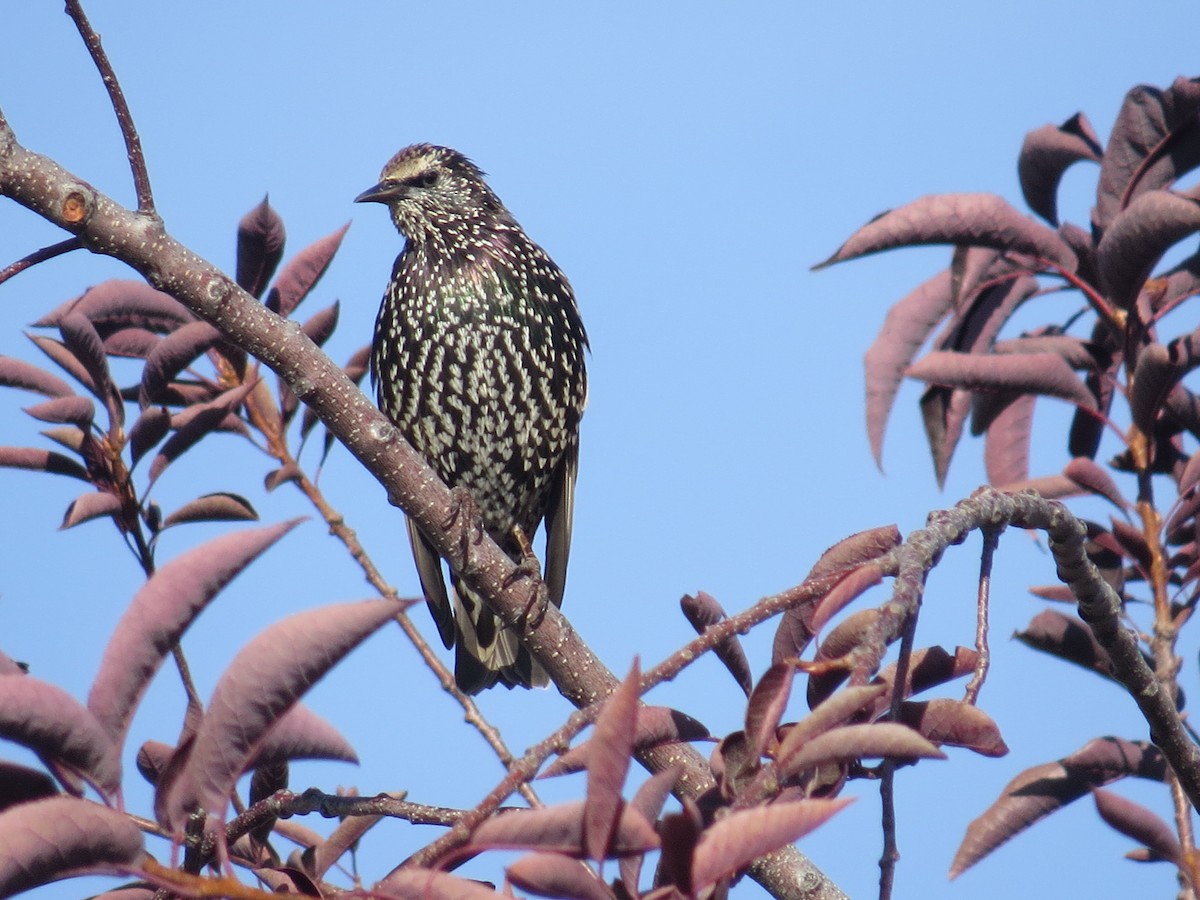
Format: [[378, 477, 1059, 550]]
[[411, 170, 440, 189]]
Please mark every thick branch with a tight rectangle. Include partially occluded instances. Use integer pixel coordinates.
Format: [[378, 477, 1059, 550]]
[[0, 111, 840, 900]]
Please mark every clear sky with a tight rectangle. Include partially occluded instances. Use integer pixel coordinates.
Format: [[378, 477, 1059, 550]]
[[1, 3, 1198, 898]]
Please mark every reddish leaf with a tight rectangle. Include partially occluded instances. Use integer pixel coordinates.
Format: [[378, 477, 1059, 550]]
[[127, 406, 171, 468], [148, 381, 256, 484], [27, 333, 95, 393], [690, 798, 852, 892], [374, 869, 501, 900], [745, 663, 795, 761], [266, 224, 350, 317], [680, 591, 752, 696], [1018, 113, 1102, 226], [805, 609, 880, 707], [507, 852, 612, 900], [23, 396, 94, 429], [983, 393, 1034, 488], [0, 674, 121, 798], [584, 661, 640, 860], [0, 761, 59, 811], [864, 270, 955, 468], [237, 196, 287, 299], [139, 320, 223, 405], [776, 684, 887, 773], [103, 326, 160, 359], [88, 519, 302, 750], [34, 280, 193, 332], [167, 598, 403, 825], [816, 193, 1077, 271], [61, 491, 123, 530], [0, 356, 74, 398], [1095, 78, 1200, 229], [58, 313, 117, 412], [161, 492, 258, 529], [920, 384, 971, 488], [300, 301, 340, 348], [909, 351, 1097, 412], [776, 723, 943, 780], [896, 700, 1008, 757], [870, 646, 980, 715], [0, 796, 144, 896], [951, 737, 1166, 877], [544, 708, 708, 777], [810, 562, 884, 635], [1063, 457, 1128, 510], [1092, 788, 1180, 864], [1098, 191, 1200, 310], [0, 446, 89, 481], [468, 800, 658, 858], [251, 703, 358, 768]]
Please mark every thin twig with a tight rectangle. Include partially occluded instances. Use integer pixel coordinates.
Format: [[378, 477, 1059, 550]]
[[0, 237, 82, 286], [63, 0, 155, 213], [964, 527, 998, 704]]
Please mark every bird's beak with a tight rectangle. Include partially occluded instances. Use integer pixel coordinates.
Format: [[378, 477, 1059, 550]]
[[354, 180, 404, 204]]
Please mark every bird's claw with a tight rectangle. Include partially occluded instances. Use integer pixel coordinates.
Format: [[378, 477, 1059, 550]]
[[505, 525, 550, 629], [444, 487, 484, 573]]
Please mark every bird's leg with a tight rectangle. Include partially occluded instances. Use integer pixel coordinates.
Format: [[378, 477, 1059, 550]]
[[443, 486, 485, 574], [504, 525, 550, 629]]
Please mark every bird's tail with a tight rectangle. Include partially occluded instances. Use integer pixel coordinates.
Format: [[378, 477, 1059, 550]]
[[450, 577, 547, 694]]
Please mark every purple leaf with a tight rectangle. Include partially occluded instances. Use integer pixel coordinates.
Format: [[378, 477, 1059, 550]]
[[690, 798, 852, 892], [61, 491, 123, 530], [0, 356, 74, 398], [868, 646, 980, 716], [745, 663, 795, 761], [951, 737, 1167, 878], [251, 702, 358, 768], [0, 796, 144, 897], [1130, 342, 1183, 438], [266, 224, 350, 317], [127, 406, 171, 468], [805, 609, 881, 707], [58, 314, 116, 411], [0, 761, 59, 811], [1096, 191, 1200, 310], [776, 723, 944, 780], [467, 800, 658, 858], [983, 393, 1034, 487], [1095, 77, 1200, 230], [680, 591, 753, 696], [919, 384, 971, 488], [864, 270, 955, 467], [236, 196, 287, 299], [24, 396, 94, 429], [139, 320, 223, 405], [895, 699, 1008, 758], [1063, 457, 1129, 510], [0, 674, 122, 798], [148, 381, 256, 484], [103, 327, 160, 359], [507, 852, 612, 900], [34, 280, 193, 333], [584, 661, 640, 861], [88, 519, 302, 751], [161, 492, 258, 529], [909, 351, 1097, 411], [300, 301, 340, 348], [0, 446, 89, 481], [27, 333, 95, 393], [776, 684, 887, 775], [373, 869, 501, 900], [1092, 788, 1180, 864], [809, 562, 885, 635], [816, 193, 1077, 272], [1018, 113, 1103, 226], [167, 598, 403, 826], [544, 708, 708, 777]]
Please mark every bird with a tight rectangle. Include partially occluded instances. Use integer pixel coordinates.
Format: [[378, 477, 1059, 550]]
[[355, 144, 588, 694]]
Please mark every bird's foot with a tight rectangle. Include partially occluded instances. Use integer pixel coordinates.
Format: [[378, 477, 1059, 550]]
[[505, 525, 550, 629], [444, 487, 484, 574]]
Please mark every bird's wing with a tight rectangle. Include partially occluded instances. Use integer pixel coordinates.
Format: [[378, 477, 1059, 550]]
[[542, 434, 579, 610], [405, 517, 456, 649]]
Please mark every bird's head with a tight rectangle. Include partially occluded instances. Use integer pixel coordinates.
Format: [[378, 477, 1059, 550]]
[[355, 143, 504, 242]]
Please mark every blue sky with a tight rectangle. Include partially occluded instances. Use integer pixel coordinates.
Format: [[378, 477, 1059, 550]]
[[1, 3, 1199, 898]]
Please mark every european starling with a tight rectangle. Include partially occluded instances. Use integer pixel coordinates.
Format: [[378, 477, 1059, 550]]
[[356, 144, 588, 694]]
